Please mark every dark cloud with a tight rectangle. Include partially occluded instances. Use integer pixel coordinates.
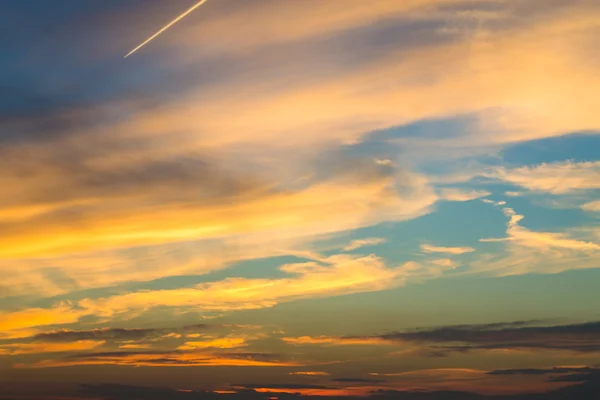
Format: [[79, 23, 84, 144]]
[[78, 383, 332, 400], [487, 366, 600, 388], [64, 349, 280, 361], [0, 138, 265, 209], [30, 323, 212, 342], [20, 348, 288, 369], [488, 367, 599, 376], [76, 379, 600, 400], [236, 383, 334, 390], [79, 383, 234, 400], [331, 378, 385, 383], [347, 320, 600, 355]]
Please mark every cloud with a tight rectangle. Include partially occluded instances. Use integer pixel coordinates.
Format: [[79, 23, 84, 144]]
[[331, 378, 385, 384], [355, 320, 600, 355], [289, 371, 330, 376], [235, 383, 333, 390], [343, 238, 386, 251], [505, 191, 523, 197], [472, 203, 600, 276], [78, 384, 219, 400], [113, 0, 600, 152], [282, 336, 396, 347], [78, 254, 410, 315], [582, 200, 600, 212], [429, 258, 458, 268], [4, 254, 456, 336], [29, 324, 213, 342], [0, 340, 105, 355], [486, 366, 600, 391], [78, 380, 600, 400], [119, 344, 152, 349], [0, 156, 436, 297], [18, 349, 297, 369], [0, 306, 87, 339], [0, 167, 435, 260], [480, 207, 600, 252], [3, 0, 600, 308], [439, 188, 490, 202], [371, 368, 486, 378], [368, 367, 569, 396], [420, 244, 475, 255], [177, 338, 247, 350], [485, 161, 600, 194], [488, 366, 599, 376]]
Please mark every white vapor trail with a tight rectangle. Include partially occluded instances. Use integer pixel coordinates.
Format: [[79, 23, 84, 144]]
[[125, 0, 209, 58]]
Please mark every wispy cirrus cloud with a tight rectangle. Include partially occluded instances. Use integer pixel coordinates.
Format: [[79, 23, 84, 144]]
[[439, 188, 490, 202], [77, 254, 410, 316], [485, 161, 600, 194], [1, 253, 456, 336], [0, 156, 436, 298], [18, 349, 297, 369], [343, 238, 386, 251], [480, 207, 600, 252], [420, 244, 475, 255], [2, 0, 600, 313], [473, 203, 600, 276]]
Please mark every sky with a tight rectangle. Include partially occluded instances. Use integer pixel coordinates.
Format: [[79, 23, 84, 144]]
[[1, 0, 599, 399]]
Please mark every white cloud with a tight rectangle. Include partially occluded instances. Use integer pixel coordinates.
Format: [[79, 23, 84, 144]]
[[486, 161, 600, 194], [504, 191, 522, 197], [439, 188, 490, 202], [343, 238, 386, 251], [481, 207, 600, 252], [421, 244, 475, 255], [582, 200, 600, 212], [473, 205, 600, 276], [430, 258, 458, 268]]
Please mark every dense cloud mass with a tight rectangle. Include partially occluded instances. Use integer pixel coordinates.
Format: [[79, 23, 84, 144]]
[[369, 321, 600, 354]]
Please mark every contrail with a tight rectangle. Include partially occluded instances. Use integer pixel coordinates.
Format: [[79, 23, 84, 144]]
[[125, 0, 209, 58]]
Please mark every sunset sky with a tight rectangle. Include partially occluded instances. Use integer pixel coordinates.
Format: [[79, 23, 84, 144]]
[[1, 0, 599, 398]]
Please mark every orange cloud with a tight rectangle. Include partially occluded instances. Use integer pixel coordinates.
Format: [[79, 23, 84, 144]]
[[0, 169, 435, 298], [0, 340, 105, 355], [18, 351, 299, 369], [177, 338, 247, 350], [248, 387, 371, 397], [118, 344, 152, 349], [288, 371, 330, 376], [282, 335, 397, 347], [78, 254, 409, 315], [582, 200, 600, 212], [0, 306, 86, 339], [3, 0, 599, 304]]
